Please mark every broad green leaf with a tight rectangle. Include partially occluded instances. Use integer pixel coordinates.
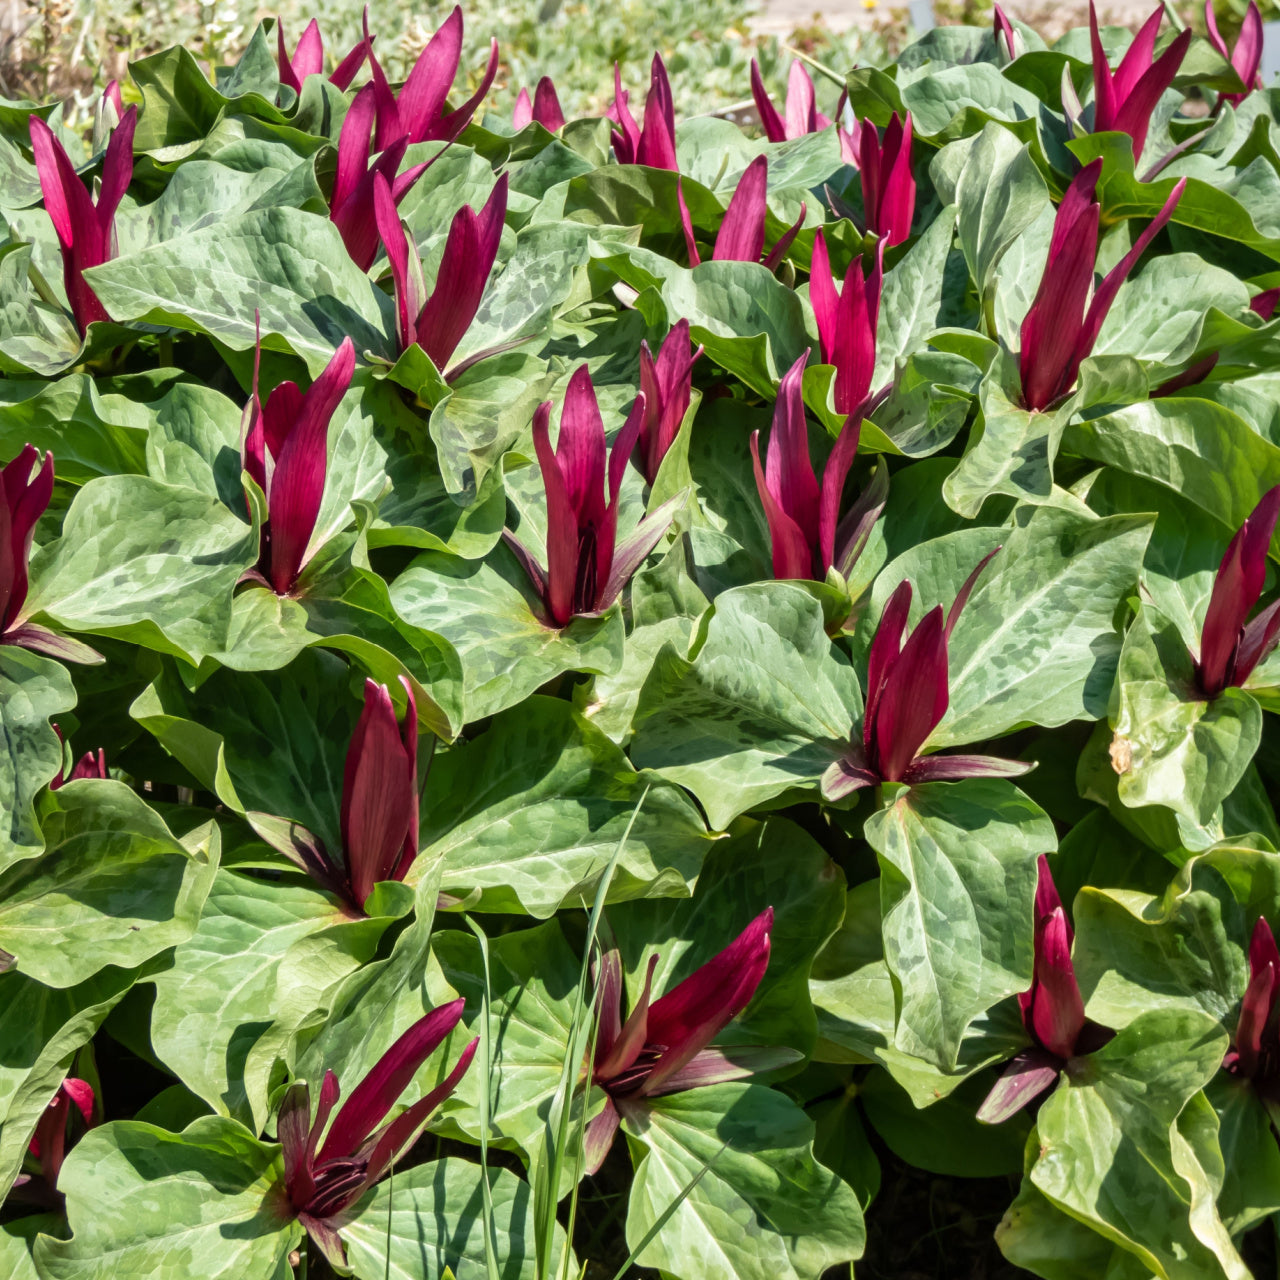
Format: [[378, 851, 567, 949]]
[[630, 582, 863, 829], [997, 1172, 1165, 1280], [420, 696, 711, 916], [1029, 1008, 1242, 1280], [429, 351, 559, 500], [864, 778, 1053, 1070], [936, 505, 1151, 745], [624, 1082, 865, 1280], [0, 785, 220, 988], [0, 649, 75, 874], [432, 920, 579, 1158], [0, 967, 137, 1197], [873, 204, 959, 386], [1062, 396, 1280, 533], [898, 63, 1043, 142], [32, 1117, 299, 1280], [1071, 846, 1274, 1031], [26, 475, 260, 665], [859, 1067, 1030, 1177], [0, 376, 147, 480], [84, 207, 395, 375], [389, 546, 625, 724], [1208, 1074, 1280, 1237], [341, 1158, 570, 1280], [147, 868, 353, 1131], [1111, 605, 1261, 827], [943, 358, 1079, 516], [131, 647, 357, 852], [949, 124, 1050, 305]]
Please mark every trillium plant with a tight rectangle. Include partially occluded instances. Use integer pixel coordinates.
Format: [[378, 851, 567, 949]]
[[6, 3, 1280, 1279]]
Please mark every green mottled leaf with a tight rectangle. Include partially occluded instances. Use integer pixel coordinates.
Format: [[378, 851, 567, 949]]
[[389, 545, 625, 724], [26, 475, 259, 664], [0, 649, 75, 874], [0, 785, 220, 988], [624, 1082, 865, 1280], [32, 1117, 298, 1280], [864, 778, 1053, 1070], [631, 582, 862, 829], [341, 1158, 569, 1280], [421, 696, 711, 916]]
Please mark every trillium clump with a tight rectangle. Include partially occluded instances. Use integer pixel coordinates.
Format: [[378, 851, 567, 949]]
[[1019, 159, 1184, 410], [29, 102, 137, 334], [241, 332, 355, 596], [750, 352, 886, 582], [978, 857, 1111, 1123], [503, 365, 682, 626], [14, 4, 1280, 1277], [823, 550, 1031, 796], [585, 909, 797, 1171], [257, 677, 421, 912], [278, 999, 477, 1265]]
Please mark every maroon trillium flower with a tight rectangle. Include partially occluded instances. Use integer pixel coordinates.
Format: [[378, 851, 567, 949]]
[[636, 319, 703, 484], [609, 55, 678, 170], [29, 102, 138, 336], [262, 677, 420, 912], [1194, 485, 1280, 698], [750, 58, 831, 142], [276, 16, 371, 95], [513, 77, 566, 131], [1089, 0, 1191, 160], [979, 857, 1111, 1123], [677, 156, 806, 271], [823, 552, 1031, 798], [1019, 159, 1184, 411], [50, 725, 108, 789], [366, 5, 498, 151], [241, 332, 356, 596], [373, 172, 507, 371], [279, 999, 477, 1266], [2, 444, 53, 647], [1225, 918, 1280, 1118], [750, 352, 886, 583], [856, 113, 915, 246], [14, 1078, 96, 1205], [584, 909, 798, 1173], [502, 365, 680, 627], [1206, 0, 1263, 110], [810, 230, 882, 418], [329, 83, 435, 272]]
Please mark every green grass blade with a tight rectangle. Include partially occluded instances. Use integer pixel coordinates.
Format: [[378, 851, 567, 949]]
[[464, 914, 503, 1280]]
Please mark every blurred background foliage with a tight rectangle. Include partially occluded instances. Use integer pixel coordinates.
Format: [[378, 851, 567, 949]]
[[0, 0, 891, 126]]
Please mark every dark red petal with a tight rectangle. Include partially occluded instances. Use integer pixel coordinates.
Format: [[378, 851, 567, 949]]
[[864, 579, 913, 758], [596, 954, 658, 1081], [318, 998, 467, 1162], [751, 430, 814, 581], [642, 908, 773, 1096], [713, 155, 767, 264], [1028, 907, 1086, 1059], [532, 401, 579, 626], [871, 605, 949, 781], [750, 59, 788, 143], [533, 77, 566, 132]]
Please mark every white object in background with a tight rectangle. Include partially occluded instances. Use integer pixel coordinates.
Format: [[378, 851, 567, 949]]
[[1263, 21, 1280, 82], [909, 0, 936, 33]]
